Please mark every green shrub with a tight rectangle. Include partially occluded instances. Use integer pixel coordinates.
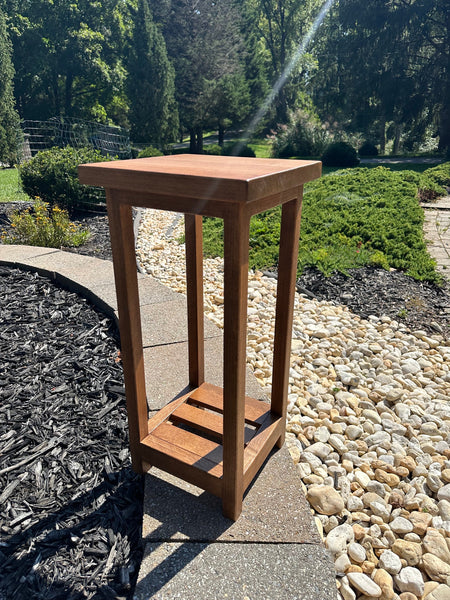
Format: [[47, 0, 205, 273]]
[[202, 166, 440, 283], [271, 109, 330, 158], [322, 142, 360, 167], [203, 144, 223, 155], [19, 146, 115, 212], [222, 143, 256, 157], [358, 141, 378, 157], [137, 145, 164, 158], [169, 147, 191, 155], [418, 162, 450, 201], [1, 198, 90, 248]]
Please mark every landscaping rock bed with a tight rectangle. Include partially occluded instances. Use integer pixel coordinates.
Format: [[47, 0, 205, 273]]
[[296, 267, 450, 340], [137, 209, 450, 600], [0, 267, 142, 600]]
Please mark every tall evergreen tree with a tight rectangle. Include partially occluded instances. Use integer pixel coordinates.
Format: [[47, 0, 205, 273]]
[[311, 0, 449, 154], [127, 0, 178, 147], [0, 7, 20, 165], [163, 0, 250, 153]]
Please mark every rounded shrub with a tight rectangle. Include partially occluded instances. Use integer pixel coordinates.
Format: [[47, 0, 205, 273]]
[[203, 144, 223, 155], [19, 146, 115, 212], [321, 142, 360, 167], [222, 143, 256, 157], [137, 145, 164, 158], [358, 141, 378, 157]]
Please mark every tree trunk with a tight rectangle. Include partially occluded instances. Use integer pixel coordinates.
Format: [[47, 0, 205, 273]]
[[64, 72, 74, 117], [218, 122, 225, 147], [189, 129, 196, 153], [275, 87, 288, 125], [51, 72, 61, 116], [379, 116, 386, 154], [195, 128, 203, 153], [189, 128, 203, 153], [438, 72, 450, 153], [392, 123, 402, 155]]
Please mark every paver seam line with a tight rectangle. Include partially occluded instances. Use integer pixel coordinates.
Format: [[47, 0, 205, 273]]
[[139, 539, 324, 546]]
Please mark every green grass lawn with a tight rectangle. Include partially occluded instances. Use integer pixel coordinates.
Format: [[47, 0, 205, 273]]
[[0, 168, 31, 203], [248, 139, 272, 158]]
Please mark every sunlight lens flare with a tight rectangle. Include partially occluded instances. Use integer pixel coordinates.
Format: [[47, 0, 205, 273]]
[[235, 0, 335, 154]]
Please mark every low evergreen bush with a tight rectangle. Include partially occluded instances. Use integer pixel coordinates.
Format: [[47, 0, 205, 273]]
[[418, 162, 450, 202], [222, 143, 256, 157], [359, 141, 378, 157], [19, 146, 115, 212], [203, 144, 223, 155], [322, 142, 360, 167], [202, 166, 440, 282]]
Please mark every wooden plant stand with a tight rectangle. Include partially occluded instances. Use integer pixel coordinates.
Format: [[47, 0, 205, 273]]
[[79, 154, 321, 520]]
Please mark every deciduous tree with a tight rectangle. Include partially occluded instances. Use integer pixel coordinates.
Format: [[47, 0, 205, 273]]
[[3, 0, 133, 123]]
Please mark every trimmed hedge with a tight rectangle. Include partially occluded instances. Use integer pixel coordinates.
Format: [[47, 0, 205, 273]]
[[19, 146, 115, 212], [359, 141, 378, 157], [222, 143, 256, 157]]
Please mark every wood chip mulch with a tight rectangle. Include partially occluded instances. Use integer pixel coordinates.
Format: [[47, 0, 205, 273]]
[[0, 267, 143, 600]]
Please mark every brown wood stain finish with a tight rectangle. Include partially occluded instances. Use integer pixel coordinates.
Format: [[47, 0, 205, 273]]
[[79, 154, 321, 520]]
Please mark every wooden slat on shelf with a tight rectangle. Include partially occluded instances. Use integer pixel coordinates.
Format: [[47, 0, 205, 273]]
[[171, 403, 256, 445], [142, 428, 222, 476], [140, 435, 222, 497], [189, 382, 270, 426], [146, 389, 194, 435], [151, 422, 223, 468], [171, 403, 224, 439]]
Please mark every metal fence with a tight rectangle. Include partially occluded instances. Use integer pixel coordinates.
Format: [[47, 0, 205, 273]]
[[20, 117, 132, 160]]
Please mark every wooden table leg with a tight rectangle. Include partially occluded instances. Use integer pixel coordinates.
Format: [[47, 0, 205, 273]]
[[185, 214, 205, 388], [271, 192, 303, 448], [222, 207, 250, 520], [106, 191, 148, 473]]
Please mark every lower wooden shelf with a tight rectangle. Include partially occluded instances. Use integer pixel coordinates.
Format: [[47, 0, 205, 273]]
[[139, 382, 283, 498]]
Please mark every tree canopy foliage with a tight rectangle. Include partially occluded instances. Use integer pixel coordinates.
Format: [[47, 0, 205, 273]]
[[0, 6, 20, 165], [0, 0, 448, 154], [311, 0, 449, 154]]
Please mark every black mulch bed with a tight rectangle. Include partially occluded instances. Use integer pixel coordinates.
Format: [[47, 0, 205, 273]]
[[0, 266, 143, 600]]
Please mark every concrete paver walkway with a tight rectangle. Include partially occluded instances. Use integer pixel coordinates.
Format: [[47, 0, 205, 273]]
[[0, 244, 337, 600], [422, 196, 450, 279]]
